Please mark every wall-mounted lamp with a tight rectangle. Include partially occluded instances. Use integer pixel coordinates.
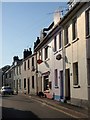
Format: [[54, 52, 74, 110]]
[[56, 54, 71, 64], [56, 54, 62, 60]]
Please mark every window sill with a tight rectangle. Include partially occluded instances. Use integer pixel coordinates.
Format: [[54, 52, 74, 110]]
[[88, 85, 90, 88], [54, 51, 58, 55], [64, 43, 71, 48], [55, 86, 59, 89], [58, 48, 63, 52], [86, 34, 90, 39], [72, 38, 79, 43], [73, 85, 80, 88], [44, 58, 50, 62]]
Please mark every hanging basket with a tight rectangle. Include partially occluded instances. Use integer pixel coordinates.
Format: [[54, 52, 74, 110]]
[[37, 59, 43, 64]]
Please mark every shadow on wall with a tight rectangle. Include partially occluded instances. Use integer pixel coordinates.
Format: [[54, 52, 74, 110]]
[[44, 61, 50, 68], [2, 107, 40, 119]]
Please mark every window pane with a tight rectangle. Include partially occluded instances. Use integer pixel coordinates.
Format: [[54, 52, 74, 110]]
[[89, 10, 90, 35], [55, 69, 58, 86], [73, 62, 78, 85], [24, 78, 26, 89], [54, 36, 57, 52], [64, 26, 68, 45], [87, 59, 90, 85], [72, 19, 77, 40], [32, 57, 34, 66], [19, 79, 21, 89], [59, 31, 62, 49], [24, 62, 26, 71], [86, 10, 90, 36], [45, 47, 48, 60], [32, 76, 34, 88], [28, 59, 30, 69]]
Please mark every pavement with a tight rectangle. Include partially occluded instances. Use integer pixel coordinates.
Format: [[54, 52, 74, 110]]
[[22, 94, 89, 119]]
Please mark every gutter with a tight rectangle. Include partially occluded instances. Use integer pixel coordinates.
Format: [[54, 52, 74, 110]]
[[34, 2, 85, 52]]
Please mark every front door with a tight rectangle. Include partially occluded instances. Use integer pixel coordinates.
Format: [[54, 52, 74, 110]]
[[44, 75, 49, 91], [60, 71, 63, 99], [16, 79, 18, 94], [65, 69, 70, 100]]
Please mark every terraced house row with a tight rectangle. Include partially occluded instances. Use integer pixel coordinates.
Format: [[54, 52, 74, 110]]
[[2, 2, 90, 109]]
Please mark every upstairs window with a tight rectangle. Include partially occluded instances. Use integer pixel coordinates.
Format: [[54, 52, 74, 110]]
[[24, 61, 26, 71], [19, 66, 21, 74], [64, 26, 69, 45], [86, 9, 90, 36], [54, 36, 57, 52], [5, 73, 7, 79], [28, 59, 30, 69], [32, 57, 34, 66], [45, 46, 48, 60], [59, 31, 62, 49], [9, 72, 11, 78], [39, 49, 42, 60], [17, 67, 18, 75], [72, 18, 77, 40], [13, 69, 15, 75]]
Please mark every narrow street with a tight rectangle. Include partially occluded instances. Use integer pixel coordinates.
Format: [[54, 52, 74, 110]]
[[1, 94, 73, 119]]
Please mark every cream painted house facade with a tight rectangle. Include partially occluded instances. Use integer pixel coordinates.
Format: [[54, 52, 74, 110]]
[[13, 61, 23, 94], [22, 53, 37, 95], [34, 2, 90, 108]]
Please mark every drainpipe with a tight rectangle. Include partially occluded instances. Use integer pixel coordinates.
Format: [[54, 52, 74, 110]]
[[36, 51, 38, 95], [62, 28, 66, 102]]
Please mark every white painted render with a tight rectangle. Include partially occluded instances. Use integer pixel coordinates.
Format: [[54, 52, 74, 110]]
[[36, 3, 90, 105]]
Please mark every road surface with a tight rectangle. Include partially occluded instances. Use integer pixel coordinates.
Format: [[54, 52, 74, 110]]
[[1, 94, 74, 119]]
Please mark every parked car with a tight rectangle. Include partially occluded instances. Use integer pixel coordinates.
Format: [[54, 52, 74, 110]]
[[0, 86, 14, 95]]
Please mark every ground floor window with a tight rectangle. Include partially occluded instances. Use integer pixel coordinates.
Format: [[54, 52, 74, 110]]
[[54, 69, 58, 87], [87, 59, 90, 85], [14, 80, 15, 88], [73, 62, 79, 85], [19, 79, 21, 89], [32, 76, 34, 89], [49, 81, 52, 89], [44, 75, 49, 91], [24, 78, 26, 89]]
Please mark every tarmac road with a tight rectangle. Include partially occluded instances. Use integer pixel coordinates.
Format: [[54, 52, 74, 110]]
[[1, 94, 73, 119]]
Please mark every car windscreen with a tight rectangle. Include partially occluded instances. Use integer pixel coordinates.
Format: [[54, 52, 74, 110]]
[[4, 87, 12, 89]]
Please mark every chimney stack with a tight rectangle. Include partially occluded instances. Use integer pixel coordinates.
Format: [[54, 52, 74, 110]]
[[23, 48, 32, 59], [54, 10, 61, 26]]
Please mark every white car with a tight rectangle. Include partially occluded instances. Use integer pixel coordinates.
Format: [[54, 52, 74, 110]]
[[0, 86, 14, 95]]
